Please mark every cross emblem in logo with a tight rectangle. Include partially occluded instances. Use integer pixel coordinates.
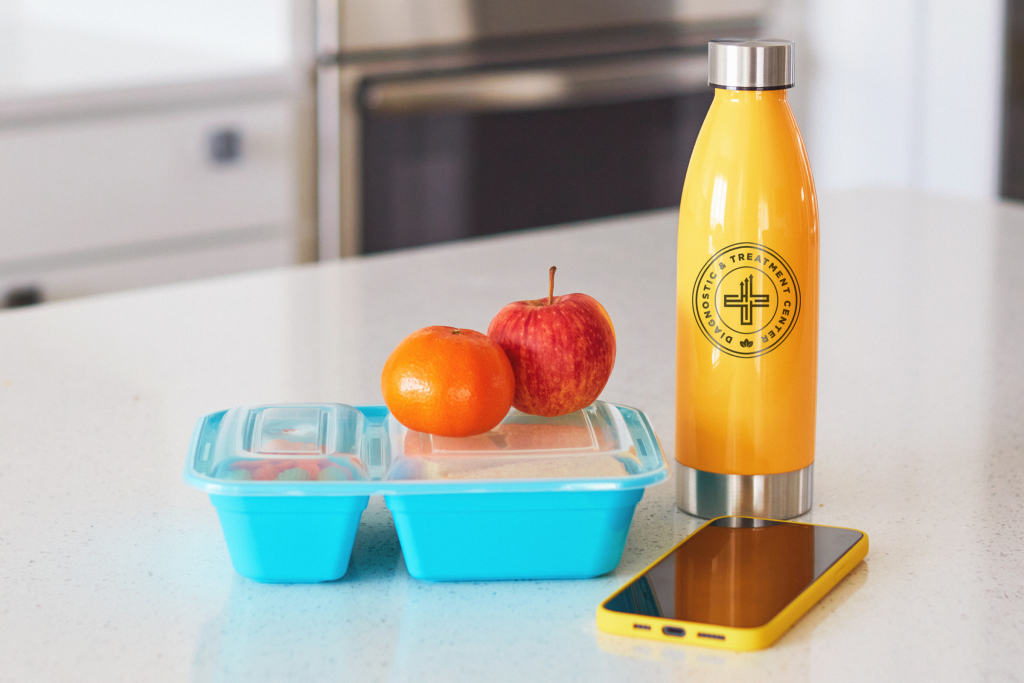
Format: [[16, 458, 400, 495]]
[[723, 274, 770, 326]]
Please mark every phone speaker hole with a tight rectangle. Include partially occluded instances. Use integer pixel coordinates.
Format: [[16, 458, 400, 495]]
[[633, 624, 651, 630], [662, 626, 686, 637], [697, 633, 725, 640]]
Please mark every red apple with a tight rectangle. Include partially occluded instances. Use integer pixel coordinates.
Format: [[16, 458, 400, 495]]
[[487, 267, 616, 417]]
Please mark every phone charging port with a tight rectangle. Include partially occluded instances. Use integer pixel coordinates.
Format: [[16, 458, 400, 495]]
[[662, 626, 686, 637]]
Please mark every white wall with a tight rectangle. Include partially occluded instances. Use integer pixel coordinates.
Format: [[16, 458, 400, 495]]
[[769, 0, 1006, 199]]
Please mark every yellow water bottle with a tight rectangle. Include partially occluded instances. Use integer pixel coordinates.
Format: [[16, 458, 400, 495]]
[[676, 39, 818, 519]]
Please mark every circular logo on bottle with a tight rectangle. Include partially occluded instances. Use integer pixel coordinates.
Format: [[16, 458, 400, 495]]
[[691, 243, 801, 358]]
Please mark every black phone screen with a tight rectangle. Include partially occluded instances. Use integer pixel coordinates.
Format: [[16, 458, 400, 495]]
[[604, 517, 863, 628]]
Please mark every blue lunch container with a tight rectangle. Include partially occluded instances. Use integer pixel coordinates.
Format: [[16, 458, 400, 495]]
[[184, 401, 667, 583]]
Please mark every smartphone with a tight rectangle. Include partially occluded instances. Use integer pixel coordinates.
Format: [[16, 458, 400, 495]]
[[597, 516, 868, 651]]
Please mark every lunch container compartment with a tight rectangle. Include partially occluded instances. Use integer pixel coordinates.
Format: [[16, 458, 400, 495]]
[[385, 490, 643, 581], [187, 404, 372, 583], [184, 401, 667, 583]]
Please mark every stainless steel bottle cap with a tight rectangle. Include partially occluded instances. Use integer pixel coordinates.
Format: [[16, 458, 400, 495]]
[[708, 39, 795, 90]]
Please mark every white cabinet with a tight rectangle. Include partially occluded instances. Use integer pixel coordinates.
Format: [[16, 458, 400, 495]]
[[0, 1, 314, 304], [0, 95, 304, 302], [1, 98, 294, 260]]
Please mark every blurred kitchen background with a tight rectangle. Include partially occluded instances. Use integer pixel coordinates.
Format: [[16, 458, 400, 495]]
[[0, 0, 1010, 305]]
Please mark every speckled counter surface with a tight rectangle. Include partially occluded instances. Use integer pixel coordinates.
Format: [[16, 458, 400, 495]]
[[1, 188, 1022, 682]]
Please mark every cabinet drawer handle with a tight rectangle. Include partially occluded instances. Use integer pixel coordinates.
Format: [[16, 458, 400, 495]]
[[209, 128, 243, 164]]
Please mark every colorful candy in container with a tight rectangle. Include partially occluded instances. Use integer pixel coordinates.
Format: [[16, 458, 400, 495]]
[[184, 401, 667, 583]]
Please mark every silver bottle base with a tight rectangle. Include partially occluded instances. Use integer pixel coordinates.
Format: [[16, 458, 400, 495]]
[[676, 463, 813, 520]]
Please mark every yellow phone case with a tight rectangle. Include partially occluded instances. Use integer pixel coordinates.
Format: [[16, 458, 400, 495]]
[[596, 517, 869, 652]]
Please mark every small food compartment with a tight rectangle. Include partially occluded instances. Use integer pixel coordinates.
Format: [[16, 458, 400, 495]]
[[382, 401, 665, 581], [184, 401, 667, 583], [185, 404, 373, 583]]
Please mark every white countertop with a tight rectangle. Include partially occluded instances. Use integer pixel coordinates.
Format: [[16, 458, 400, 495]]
[[1, 188, 1022, 682], [0, 3, 293, 123]]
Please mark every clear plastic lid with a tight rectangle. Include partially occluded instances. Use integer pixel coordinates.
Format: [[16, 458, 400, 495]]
[[188, 404, 371, 484], [184, 401, 667, 496]]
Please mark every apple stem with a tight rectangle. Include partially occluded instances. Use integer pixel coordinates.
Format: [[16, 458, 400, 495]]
[[548, 266, 556, 305]]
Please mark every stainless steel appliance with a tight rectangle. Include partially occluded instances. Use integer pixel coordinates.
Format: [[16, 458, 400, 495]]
[[315, 0, 764, 257], [1003, 0, 1024, 199]]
